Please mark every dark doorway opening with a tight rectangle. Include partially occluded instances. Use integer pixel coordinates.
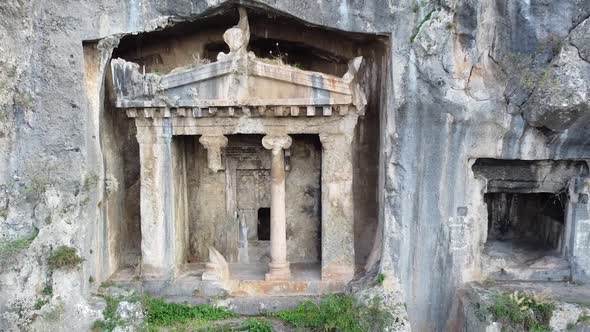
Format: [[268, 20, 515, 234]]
[[485, 192, 567, 252], [258, 208, 271, 241]]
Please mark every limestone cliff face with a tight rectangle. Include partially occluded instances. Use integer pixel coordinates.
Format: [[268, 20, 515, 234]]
[[0, 0, 589, 331]]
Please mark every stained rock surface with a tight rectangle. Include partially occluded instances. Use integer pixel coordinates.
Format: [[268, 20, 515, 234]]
[[0, 0, 589, 331]]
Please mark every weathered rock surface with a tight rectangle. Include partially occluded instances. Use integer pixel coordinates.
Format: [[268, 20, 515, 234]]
[[521, 16, 590, 147], [0, 0, 589, 331], [458, 282, 590, 332]]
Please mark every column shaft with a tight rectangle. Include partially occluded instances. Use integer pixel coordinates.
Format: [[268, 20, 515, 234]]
[[262, 135, 292, 280], [270, 147, 288, 265]]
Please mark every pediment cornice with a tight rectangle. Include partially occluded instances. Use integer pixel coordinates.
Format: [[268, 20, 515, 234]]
[[110, 8, 366, 116]]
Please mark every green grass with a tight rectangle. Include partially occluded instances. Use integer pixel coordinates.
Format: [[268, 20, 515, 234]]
[[0, 228, 38, 265], [272, 293, 394, 332], [47, 246, 83, 270], [142, 296, 236, 329], [487, 291, 555, 332], [93, 293, 394, 331], [240, 318, 274, 332]]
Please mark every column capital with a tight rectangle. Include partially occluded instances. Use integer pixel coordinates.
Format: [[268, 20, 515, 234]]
[[199, 135, 228, 150], [135, 120, 173, 144], [199, 135, 228, 173], [319, 133, 350, 149], [262, 135, 292, 153]]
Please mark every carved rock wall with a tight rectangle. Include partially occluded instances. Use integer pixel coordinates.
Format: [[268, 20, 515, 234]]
[[0, 0, 589, 331]]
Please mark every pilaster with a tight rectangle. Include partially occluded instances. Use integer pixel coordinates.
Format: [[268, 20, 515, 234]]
[[136, 119, 177, 278], [319, 133, 355, 282], [568, 177, 590, 282]]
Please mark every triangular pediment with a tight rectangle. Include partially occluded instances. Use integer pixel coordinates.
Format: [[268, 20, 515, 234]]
[[110, 9, 366, 116]]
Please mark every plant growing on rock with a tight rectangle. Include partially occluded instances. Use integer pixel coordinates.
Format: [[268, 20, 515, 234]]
[[487, 291, 555, 332], [24, 174, 51, 204], [0, 227, 38, 265], [241, 318, 274, 332], [47, 246, 83, 270]]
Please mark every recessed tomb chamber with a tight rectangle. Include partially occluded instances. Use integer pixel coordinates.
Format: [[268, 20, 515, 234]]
[[473, 159, 589, 281], [98, 5, 387, 296]]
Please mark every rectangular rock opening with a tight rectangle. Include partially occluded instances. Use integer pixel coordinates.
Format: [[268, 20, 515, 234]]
[[484, 192, 567, 254], [473, 158, 589, 281]]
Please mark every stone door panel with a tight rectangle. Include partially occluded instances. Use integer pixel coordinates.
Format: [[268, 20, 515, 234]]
[[237, 169, 271, 241]]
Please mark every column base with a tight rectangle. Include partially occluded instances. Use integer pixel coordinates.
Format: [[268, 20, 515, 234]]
[[265, 262, 291, 281], [141, 263, 177, 281], [321, 263, 354, 282]]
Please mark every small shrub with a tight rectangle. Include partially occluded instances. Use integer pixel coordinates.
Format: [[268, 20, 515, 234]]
[[241, 318, 274, 332], [192, 53, 211, 66], [47, 246, 83, 270], [41, 285, 53, 296], [487, 291, 555, 332], [578, 314, 590, 323], [24, 175, 50, 203], [375, 273, 385, 284], [34, 298, 49, 310]]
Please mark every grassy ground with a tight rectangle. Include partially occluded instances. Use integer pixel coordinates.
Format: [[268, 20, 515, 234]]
[[92, 293, 395, 332]]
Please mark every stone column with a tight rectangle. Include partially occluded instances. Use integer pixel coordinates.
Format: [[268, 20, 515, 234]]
[[262, 134, 292, 280], [319, 133, 355, 282], [199, 135, 228, 172], [136, 119, 177, 278]]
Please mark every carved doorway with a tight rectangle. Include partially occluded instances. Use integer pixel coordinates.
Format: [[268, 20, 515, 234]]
[[224, 135, 272, 263]]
